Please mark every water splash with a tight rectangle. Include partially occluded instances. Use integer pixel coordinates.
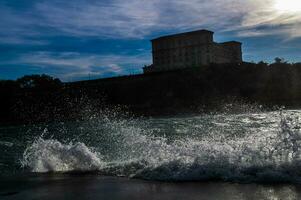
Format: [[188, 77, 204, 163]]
[[20, 110, 301, 183], [21, 137, 104, 172]]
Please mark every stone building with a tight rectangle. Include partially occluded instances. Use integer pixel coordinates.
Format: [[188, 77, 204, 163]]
[[143, 29, 242, 73]]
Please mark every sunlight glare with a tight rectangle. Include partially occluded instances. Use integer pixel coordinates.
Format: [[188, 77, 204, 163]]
[[274, 0, 301, 13]]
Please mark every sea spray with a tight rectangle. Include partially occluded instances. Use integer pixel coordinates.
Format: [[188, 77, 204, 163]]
[[13, 110, 301, 183], [21, 137, 104, 172]]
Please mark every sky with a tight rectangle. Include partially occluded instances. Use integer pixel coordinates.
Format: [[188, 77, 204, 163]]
[[0, 0, 300, 82]]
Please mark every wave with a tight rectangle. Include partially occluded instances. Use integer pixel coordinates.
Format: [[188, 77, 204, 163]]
[[20, 111, 301, 183], [21, 138, 104, 172]]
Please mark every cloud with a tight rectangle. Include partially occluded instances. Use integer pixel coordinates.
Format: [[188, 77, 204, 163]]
[[33, 0, 246, 38], [235, 0, 301, 39], [33, 0, 159, 39], [3, 51, 151, 81], [0, 4, 44, 45], [33, 0, 301, 39], [1, 0, 301, 41]]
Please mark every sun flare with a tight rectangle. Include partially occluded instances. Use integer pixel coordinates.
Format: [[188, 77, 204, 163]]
[[274, 0, 301, 13]]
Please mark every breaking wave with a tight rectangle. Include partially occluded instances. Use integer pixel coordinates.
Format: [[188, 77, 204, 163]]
[[20, 110, 301, 183], [22, 139, 103, 172]]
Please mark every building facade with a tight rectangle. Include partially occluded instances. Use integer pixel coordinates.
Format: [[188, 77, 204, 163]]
[[143, 30, 242, 73]]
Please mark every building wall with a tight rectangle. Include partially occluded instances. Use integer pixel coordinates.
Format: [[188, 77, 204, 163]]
[[221, 42, 242, 63], [144, 30, 242, 73], [152, 31, 214, 71], [208, 43, 241, 64]]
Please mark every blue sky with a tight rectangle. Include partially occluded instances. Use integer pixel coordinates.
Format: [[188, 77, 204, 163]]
[[0, 0, 300, 81]]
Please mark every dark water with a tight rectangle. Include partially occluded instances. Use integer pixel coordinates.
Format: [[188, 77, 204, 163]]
[[1, 109, 301, 183], [1, 175, 300, 200]]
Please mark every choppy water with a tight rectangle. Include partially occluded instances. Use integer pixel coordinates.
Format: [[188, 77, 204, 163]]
[[2, 109, 301, 183]]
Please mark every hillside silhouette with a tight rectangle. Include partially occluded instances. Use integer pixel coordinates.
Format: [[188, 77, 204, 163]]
[[1, 60, 301, 125]]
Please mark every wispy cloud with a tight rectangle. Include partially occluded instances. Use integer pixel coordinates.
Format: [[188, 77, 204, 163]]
[[32, 0, 301, 39], [3, 51, 150, 81], [1, 0, 301, 41], [0, 4, 44, 45], [235, 0, 301, 39], [33, 0, 246, 38]]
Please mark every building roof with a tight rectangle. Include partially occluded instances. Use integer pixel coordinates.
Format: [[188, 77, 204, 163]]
[[220, 41, 242, 45], [151, 29, 214, 41]]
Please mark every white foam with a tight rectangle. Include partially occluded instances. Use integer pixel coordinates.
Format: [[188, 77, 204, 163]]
[[20, 111, 301, 183], [22, 138, 104, 172]]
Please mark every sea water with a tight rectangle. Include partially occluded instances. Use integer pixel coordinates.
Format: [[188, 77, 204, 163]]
[[1, 109, 301, 184]]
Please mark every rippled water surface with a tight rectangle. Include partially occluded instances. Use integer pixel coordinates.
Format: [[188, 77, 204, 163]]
[[1, 109, 301, 183]]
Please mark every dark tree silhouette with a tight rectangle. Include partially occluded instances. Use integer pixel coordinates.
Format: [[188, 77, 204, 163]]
[[274, 57, 286, 64], [16, 74, 62, 89]]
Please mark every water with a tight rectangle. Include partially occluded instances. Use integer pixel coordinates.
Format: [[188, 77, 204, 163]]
[[2, 109, 301, 183]]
